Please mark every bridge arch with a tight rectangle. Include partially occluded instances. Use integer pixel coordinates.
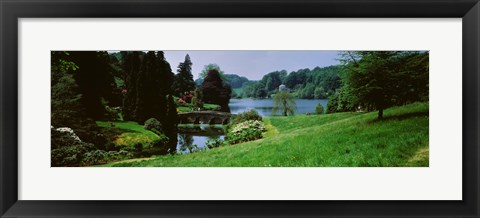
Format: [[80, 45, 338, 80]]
[[209, 117, 223, 125], [194, 117, 201, 124], [178, 111, 231, 125]]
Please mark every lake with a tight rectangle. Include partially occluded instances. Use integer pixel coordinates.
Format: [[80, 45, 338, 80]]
[[175, 98, 328, 153], [176, 124, 226, 153], [229, 98, 329, 117]]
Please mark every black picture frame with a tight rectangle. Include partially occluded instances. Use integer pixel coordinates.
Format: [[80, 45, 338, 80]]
[[1, 0, 479, 217]]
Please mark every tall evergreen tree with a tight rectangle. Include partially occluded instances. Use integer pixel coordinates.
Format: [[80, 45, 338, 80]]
[[122, 51, 142, 121], [133, 55, 149, 123], [173, 54, 196, 96], [121, 51, 176, 124], [164, 94, 179, 154], [51, 51, 98, 141], [67, 51, 115, 120], [51, 52, 84, 128]]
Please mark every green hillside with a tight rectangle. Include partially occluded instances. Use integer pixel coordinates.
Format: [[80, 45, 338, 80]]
[[104, 102, 428, 167]]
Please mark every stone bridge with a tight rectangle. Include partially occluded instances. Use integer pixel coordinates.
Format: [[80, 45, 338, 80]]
[[178, 111, 231, 125]]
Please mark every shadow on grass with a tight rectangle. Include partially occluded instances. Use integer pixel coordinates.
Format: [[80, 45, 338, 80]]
[[367, 111, 429, 124]]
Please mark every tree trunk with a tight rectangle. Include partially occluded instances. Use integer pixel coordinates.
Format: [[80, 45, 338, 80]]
[[378, 108, 383, 119]]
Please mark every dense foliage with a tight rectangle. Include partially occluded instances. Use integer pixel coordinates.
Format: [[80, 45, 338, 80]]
[[240, 66, 341, 99], [315, 103, 324, 114], [51, 51, 189, 166], [231, 109, 263, 125], [272, 91, 296, 116], [327, 51, 429, 119], [121, 51, 175, 124], [173, 54, 196, 96], [201, 69, 232, 112], [144, 118, 162, 134], [227, 120, 267, 144], [205, 138, 226, 149]]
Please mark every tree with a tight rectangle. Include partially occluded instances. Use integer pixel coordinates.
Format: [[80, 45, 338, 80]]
[[121, 51, 175, 124], [191, 87, 204, 110], [314, 87, 326, 99], [51, 51, 98, 142], [173, 54, 196, 96], [199, 63, 225, 79], [164, 94, 179, 154], [51, 52, 84, 128], [339, 51, 429, 119], [201, 69, 232, 112], [121, 51, 142, 121], [315, 103, 324, 114], [67, 51, 115, 120], [255, 88, 267, 98], [341, 51, 396, 119], [223, 74, 249, 88], [272, 91, 296, 116]]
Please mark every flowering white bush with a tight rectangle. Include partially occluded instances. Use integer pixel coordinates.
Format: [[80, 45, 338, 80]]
[[228, 120, 267, 144], [231, 120, 266, 134], [55, 127, 82, 142]]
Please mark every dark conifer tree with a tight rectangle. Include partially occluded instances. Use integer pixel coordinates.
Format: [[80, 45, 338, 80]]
[[164, 94, 179, 154], [133, 54, 149, 123], [173, 54, 196, 96], [121, 51, 177, 125], [122, 51, 141, 121], [68, 51, 115, 120], [157, 51, 175, 96]]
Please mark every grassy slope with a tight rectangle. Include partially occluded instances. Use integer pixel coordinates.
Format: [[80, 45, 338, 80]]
[[106, 102, 428, 167], [97, 121, 160, 147]]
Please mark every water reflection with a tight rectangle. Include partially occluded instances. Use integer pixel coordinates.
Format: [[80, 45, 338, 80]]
[[229, 98, 328, 117], [176, 124, 226, 153]]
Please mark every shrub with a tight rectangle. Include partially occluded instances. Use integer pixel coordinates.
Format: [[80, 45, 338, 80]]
[[227, 120, 266, 144], [105, 106, 121, 121], [107, 150, 133, 161], [81, 150, 107, 165], [134, 143, 143, 152], [206, 138, 225, 149], [51, 128, 79, 150], [232, 109, 262, 125], [181, 91, 194, 103], [51, 142, 96, 167], [104, 142, 118, 151], [144, 118, 162, 133], [81, 150, 134, 165], [186, 144, 207, 153], [150, 136, 170, 147], [315, 103, 324, 114], [51, 128, 97, 166]]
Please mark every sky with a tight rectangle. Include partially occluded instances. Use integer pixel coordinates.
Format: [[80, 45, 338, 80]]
[[163, 51, 340, 80]]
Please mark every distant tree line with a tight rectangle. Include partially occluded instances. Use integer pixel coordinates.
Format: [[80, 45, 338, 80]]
[[240, 66, 342, 99]]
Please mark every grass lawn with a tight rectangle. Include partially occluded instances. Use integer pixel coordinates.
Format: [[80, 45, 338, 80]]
[[104, 102, 429, 167], [96, 121, 161, 147]]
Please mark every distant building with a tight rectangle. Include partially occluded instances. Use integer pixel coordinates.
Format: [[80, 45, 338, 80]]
[[279, 84, 287, 92]]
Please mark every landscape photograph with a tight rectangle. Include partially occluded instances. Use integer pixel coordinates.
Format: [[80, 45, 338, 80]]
[[51, 50, 429, 167]]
